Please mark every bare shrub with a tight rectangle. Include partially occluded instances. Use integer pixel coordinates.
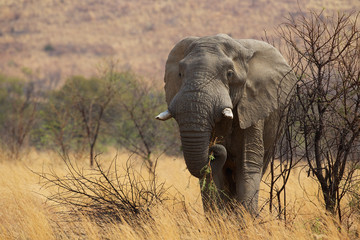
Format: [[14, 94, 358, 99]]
[[36, 154, 183, 224], [275, 10, 360, 221]]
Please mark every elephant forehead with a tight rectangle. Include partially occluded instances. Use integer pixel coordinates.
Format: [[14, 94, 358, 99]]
[[186, 35, 238, 56], [187, 43, 227, 59]]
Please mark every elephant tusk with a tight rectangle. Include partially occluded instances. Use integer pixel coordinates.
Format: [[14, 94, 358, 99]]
[[222, 108, 233, 119], [155, 109, 172, 121]]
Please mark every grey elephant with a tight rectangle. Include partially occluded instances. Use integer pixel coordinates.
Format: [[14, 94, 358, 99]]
[[156, 34, 296, 214]]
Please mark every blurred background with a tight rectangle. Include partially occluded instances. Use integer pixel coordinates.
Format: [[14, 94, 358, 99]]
[[1, 0, 358, 87]]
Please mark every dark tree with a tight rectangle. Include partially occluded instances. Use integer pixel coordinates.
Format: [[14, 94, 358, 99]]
[[278, 11, 360, 220], [0, 75, 38, 159]]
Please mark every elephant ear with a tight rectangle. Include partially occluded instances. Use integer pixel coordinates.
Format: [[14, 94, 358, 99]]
[[164, 37, 198, 105], [235, 39, 296, 129]]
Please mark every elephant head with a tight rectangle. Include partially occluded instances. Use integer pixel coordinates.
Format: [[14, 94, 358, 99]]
[[156, 34, 295, 180]]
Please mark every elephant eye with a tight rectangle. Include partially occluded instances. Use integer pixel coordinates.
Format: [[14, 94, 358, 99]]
[[179, 73, 182, 78], [227, 70, 234, 79]]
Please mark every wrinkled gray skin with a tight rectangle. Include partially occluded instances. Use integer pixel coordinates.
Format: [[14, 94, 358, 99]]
[[157, 34, 296, 214]]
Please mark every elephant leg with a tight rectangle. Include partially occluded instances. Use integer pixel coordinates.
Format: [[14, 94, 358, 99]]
[[200, 144, 227, 210], [236, 120, 264, 215]]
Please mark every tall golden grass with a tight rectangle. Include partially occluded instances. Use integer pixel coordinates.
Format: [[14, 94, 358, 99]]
[[0, 150, 359, 239]]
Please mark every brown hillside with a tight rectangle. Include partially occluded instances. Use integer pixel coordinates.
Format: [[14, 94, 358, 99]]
[[0, 0, 358, 87]]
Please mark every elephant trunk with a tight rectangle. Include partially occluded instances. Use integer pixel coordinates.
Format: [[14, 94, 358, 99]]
[[180, 131, 211, 179], [167, 84, 232, 179]]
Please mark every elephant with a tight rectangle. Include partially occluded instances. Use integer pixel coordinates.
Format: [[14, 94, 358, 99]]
[[156, 34, 296, 214]]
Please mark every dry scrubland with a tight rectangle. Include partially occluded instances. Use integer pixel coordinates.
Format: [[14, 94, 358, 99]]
[[1, 1, 360, 239], [0, 0, 359, 85], [1, 151, 359, 239]]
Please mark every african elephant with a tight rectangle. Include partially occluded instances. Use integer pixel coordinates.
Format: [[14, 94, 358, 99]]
[[156, 34, 296, 214]]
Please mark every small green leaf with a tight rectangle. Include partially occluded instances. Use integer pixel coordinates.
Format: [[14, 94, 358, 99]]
[[209, 152, 215, 161]]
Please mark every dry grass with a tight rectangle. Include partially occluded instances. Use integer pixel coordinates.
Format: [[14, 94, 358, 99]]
[[0, 0, 359, 86], [0, 150, 359, 239]]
